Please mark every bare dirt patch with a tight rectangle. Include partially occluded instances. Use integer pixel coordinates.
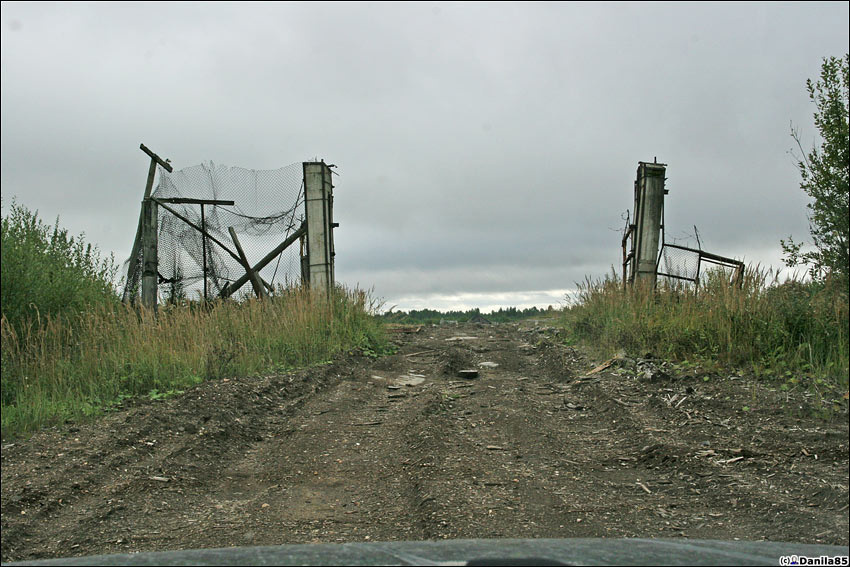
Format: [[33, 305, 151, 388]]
[[2, 322, 848, 562]]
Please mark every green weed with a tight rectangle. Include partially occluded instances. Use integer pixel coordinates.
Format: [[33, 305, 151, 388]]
[[560, 266, 849, 395]]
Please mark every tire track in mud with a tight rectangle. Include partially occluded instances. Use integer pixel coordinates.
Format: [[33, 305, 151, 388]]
[[1, 366, 348, 559], [571, 367, 847, 541], [2, 321, 848, 562], [393, 326, 612, 541]]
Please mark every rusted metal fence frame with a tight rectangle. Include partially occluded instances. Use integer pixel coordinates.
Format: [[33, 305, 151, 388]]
[[622, 221, 635, 287], [656, 243, 745, 289]]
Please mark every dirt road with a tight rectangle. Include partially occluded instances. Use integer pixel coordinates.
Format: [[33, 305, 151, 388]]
[[2, 322, 848, 562]]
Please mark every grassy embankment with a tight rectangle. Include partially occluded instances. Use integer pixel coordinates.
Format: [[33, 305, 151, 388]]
[[560, 267, 849, 411], [1, 289, 388, 438], [1, 202, 388, 438]]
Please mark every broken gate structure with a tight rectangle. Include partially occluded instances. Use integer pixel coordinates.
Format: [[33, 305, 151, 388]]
[[123, 145, 336, 309], [622, 160, 744, 289]]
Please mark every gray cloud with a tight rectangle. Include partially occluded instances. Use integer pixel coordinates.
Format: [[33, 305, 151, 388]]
[[2, 2, 847, 310]]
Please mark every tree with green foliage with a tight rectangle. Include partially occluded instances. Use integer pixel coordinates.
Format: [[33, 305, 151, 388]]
[[1, 200, 119, 331], [782, 54, 849, 289]]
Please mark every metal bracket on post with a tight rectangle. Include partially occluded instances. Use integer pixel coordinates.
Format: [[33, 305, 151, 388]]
[[299, 233, 309, 286]]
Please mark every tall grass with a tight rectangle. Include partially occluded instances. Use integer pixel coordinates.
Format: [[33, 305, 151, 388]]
[[1, 287, 387, 437], [561, 266, 849, 390], [1, 202, 388, 437]]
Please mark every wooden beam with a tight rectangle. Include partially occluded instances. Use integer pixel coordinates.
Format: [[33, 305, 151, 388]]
[[141, 199, 158, 310], [140, 144, 173, 172], [152, 199, 243, 266], [156, 198, 235, 206], [124, 144, 172, 303], [152, 199, 275, 295], [221, 222, 307, 298], [228, 227, 267, 299]]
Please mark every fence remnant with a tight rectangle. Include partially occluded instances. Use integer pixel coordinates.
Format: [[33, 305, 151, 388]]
[[123, 144, 173, 304], [622, 159, 744, 289], [303, 161, 336, 295], [657, 243, 744, 288], [141, 198, 158, 310], [123, 147, 337, 308], [153, 198, 236, 303], [228, 227, 268, 299], [221, 223, 307, 299], [625, 160, 667, 287]]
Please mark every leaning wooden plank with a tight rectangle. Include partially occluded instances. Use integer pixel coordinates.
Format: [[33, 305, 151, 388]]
[[221, 222, 307, 298], [228, 227, 267, 299], [153, 199, 275, 294], [585, 358, 615, 376]]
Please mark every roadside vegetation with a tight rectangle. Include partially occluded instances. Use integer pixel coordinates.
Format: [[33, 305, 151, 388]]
[[561, 268, 848, 397], [1, 202, 387, 438], [563, 54, 849, 412]]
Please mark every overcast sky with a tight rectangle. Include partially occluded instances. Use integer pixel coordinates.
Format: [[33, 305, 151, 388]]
[[2, 2, 848, 311]]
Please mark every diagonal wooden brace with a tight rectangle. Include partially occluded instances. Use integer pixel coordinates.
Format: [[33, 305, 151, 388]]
[[228, 227, 268, 299], [221, 222, 307, 299], [151, 199, 274, 294]]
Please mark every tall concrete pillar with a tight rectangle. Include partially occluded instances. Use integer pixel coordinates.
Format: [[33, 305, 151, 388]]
[[303, 161, 335, 295], [633, 161, 666, 287]]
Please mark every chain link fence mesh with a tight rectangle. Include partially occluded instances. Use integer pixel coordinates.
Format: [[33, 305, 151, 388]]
[[123, 161, 305, 303], [658, 244, 701, 285], [657, 243, 744, 289]]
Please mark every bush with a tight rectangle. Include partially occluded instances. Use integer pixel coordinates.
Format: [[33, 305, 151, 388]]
[[1, 200, 119, 332]]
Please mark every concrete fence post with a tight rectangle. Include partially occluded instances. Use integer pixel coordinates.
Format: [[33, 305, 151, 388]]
[[303, 161, 335, 296], [633, 161, 667, 287]]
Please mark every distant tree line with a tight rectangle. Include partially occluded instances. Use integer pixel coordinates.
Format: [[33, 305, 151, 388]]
[[381, 305, 555, 325]]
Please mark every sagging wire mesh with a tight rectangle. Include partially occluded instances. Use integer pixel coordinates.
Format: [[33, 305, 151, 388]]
[[123, 161, 305, 303]]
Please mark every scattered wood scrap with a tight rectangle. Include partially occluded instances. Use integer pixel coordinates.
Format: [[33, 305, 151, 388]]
[[386, 324, 422, 334], [404, 349, 437, 357], [585, 358, 615, 376]]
